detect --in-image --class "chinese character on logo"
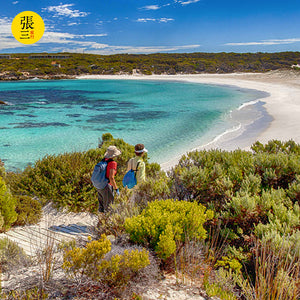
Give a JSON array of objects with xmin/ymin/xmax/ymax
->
[
  {"xmin": 12, "ymin": 11, "xmax": 44, "ymax": 44},
  {"xmin": 20, "ymin": 16, "xmax": 34, "ymax": 30}
]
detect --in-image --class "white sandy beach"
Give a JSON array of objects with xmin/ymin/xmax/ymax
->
[{"xmin": 77, "ymin": 71, "xmax": 300, "ymax": 169}]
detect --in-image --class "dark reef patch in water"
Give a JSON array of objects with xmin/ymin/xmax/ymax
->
[
  {"xmin": 87, "ymin": 110, "xmax": 168, "ymax": 124},
  {"xmin": 66, "ymin": 114, "xmax": 82, "ymax": 118},
  {"xmin": 9, "ymin": 122, "xmax": 70, "ymax": 128},
  {"xmin": 0, "ymin": 111, "xmax": 15, "ymax": 115},
  {"xmin": 0, "ymin": 89, "xmax": 123, "ymax": 107},
  {"xmin": 16, "ymin": 114, "xmax": 37, "ymax": 118}
]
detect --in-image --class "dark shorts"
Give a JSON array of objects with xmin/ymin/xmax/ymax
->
[{"xmin": 97, "ymin": 184, "xmax": 114, "ymax": 212}]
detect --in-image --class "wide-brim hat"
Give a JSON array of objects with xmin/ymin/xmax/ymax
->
[
  {"xmin": 135, "ymin": 147, "xmax": 148, "ymax": 154},
  {"xmin": 104, "ymin": 145, "xmax": 122, "ymax": 159}
]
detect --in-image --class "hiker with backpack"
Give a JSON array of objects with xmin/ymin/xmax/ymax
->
[
  {"xmin": 91, "ymin": 145, "xmax": 121, "ymax": 213},
  {"xmin": 123, "ymin": 144, "xmax": 147, "ymax": 188}
]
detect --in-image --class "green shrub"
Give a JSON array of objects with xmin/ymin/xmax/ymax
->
[
  {"xmin": 125, "ymin": 199, "xmax": 214, "ymax": 259},
  {"xmin": 97, "ymin": 248, "xmax": 150, "ymax": 287},
  {"xmin": 215, "ymin": 256, "xmax": 242, "ymax": 272},
  {"xmin": 170, "ymin": 149, "xmax": 254, "ymax": 209},
  {"xmin": 13, "ymin": 195, "xmax": 42, "ymax": 226},
  {"xmin": 0, "ymin": 159, "xmax": 5, "ymax": 178},
  {"xmin": 170, "ymin": 141, "xmax": 300, "ymax": 209},
  {"xmin": 254, "ymin": 152, "xmax": 300, "ymax": 189},
  {"xmin": 251, "ymin": 139, "xmax": 300, "ymax": 155},
  {"xmin": 204, "ymin": 281, "xmax": 237, "ymax": 300},
  {"xmin": 1, "ymin": 287, "xmax": 48, "ymax": 299},
  {"xmin": 62, "ymin": 234, "xmax": 150, "ymax": 287},
  {"xmin": 7, "ymin": 150, "xmax": 100, "ymax": 211},
  {"xmin": 133, "ymin": 175, "xmax": 172, "ymax": 209},
  {"xmin": 287, "ymin": 174, "xmax": 300, "ymax": 203},
  {"xmin": 0, "ymin": 237, "xmax": 29, "ymax": 272},
  {"xmin": 0, "ymin": 177, "xmax": 17, "ymax": 231},
  {"xmin": 206, "ymin": 268, "xmax": 239, "ymax": 300},
  {"xmin": 239, "ymin": 173, "xmax": 261, "ymax": 196},
  {"xmin": 96, "ymin": 188, "xmax": 140, "ymax": 237}
]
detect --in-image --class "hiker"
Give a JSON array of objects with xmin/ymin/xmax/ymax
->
[
  {"xmin": 126, "ymin": 144, "xmax": 147, "ymax": 185},
  {"xmin": 95, "ymin": 145, "xmax": 121, "ymax": 213}
]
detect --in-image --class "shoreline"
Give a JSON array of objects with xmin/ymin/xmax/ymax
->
[{"xmin": 77, "ymin": 71, "xmax": 300, "ymax": 170}]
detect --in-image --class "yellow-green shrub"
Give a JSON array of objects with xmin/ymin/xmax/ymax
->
[
  {"xmin": 62, "ymin": 234, "xmax": 150, "ymax": 287},
  {"xmin": 125, "ymin": 199, "xmax": 214, "ymax": 259},
  {"xmin": 97, "ymin": 248, "xmax": 150, "ymax": 287},
  {"xmin": 215, "ymin": 256, "xmax": 242, "ymax": 272},
  {"xmin": 0, "ymin": 177, "xmax": 17, "ymax": 232}
]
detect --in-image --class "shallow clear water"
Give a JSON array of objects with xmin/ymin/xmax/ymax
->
[{"xmin": 0, "ymin": 79, "xmax": 264, "ymax": 170}]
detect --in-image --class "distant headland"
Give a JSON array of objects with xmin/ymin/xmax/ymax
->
[{"xmin": 0, "ymin": 52, "xmax": 299, "ymax": 81}]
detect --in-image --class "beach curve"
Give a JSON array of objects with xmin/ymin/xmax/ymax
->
[{"xmin": 77, "ymin": 71, "xmax": 300, "ymax": 170}]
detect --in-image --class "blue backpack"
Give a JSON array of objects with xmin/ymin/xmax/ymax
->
[
  {"xmin": 91, "ymin": 159, "xmax": 111, "ymax": 189},
  {"xmin": 122, "ymin": 162, "xmax": 140, "ymax": 189}
]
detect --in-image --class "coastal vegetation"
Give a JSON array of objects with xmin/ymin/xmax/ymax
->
[
  {"xmin": 1, "ymin": 136, "xmax": 300, "ymax": 298},
  {"xmin": 0, "ymin": 51, "xmax": 300, "ymax": 80}
]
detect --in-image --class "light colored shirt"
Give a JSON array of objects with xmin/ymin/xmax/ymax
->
[{"xmin": 126, "ymin": 156, "xmax": 146, "ymax": 184}]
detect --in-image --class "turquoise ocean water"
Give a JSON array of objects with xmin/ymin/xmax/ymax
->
[{"xmin": 0, "ymin": 79, "xmax": 267, "ymax": 171}]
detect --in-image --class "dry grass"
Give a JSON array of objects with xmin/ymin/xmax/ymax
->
[{"xmin": 238, "ymin": 236, "xmax": 300, "ymax": 300}]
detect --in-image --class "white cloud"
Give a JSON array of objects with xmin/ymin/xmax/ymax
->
[
  {"xmin": 136, "ymin": 18, "xmax": 174, "ymax": 23},
  {"xmin": 42, "ymin": 4, "xmax": 89, "ymax": 18},
  {"xmin": 0, "ymin": 18, "xmax": 27, "ymax": 50},
  {"xmin": 81, "ymin": 34, "xmax": 107, "ymax": 37},
  {"xmin": 225, "ymin": 38, "xmax": 300, "ymax": 46},
  {"xmin": 0, "ymin": 37, "xmax": 27, "ymax": 51},
  {"xmin": 140, "ymin": 5, "xmax": 161, "ymax": 10},
  {"xmin": 0, "ymin": 17, "xmax": 13, "ymax": 34},
  {"xmin": 159, "ymin": 18, "xmax": 174, "ymax": 23},
  {"xmin": 0, "ymin": 27, "xmax": 107, "ymax": 51},
  {"xmin": 175, "ymin": 0, "xmax": 201, "ymax": 5},
  {"xmin": 12, "ymin": 1, "xmax": 19, "ymax": 4},
  {"xmin": 136, "ymin": 18, "xmax": 156, "ymax": 23},
  {"xmin": 67, "ymin": 22, "xmax": 79, "ymax": 26},
  {"xmin": 140, "ymin": 3, "xmax": 173, "ymax": 10},
  {"xmin": 88, "ymin": 44, "xmax": 201, "ymax": 54},
  {"xmin": 39, "ymin": 31, "xmax": 107, "ymax": 45}
]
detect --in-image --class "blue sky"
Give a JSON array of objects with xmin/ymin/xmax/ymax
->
[{"xmin": 1, "ymin": 0, "xmax": 300, "ymax": 54}]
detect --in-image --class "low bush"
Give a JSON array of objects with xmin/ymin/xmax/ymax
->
[
  {"xmin": 125, "ymin": 199, "xmax": 214, "ymax": 259},
  {"xmin": 0, "ymin": 159, "xmax": 5, "ymax": 178},
  {"xmin": 62, "ymin": 234, "xmax": 150, "ymax": 288},
  {"xmin": 0, "ymin": 176, "xmax": 17, "ymax": 232},
  {"xmin": 169, "ymin": 149, "xmax": 254, "ymax": 209},
  {"xmin": 13, "ymin": 195, "xmax": 42, "ymax": 226},
  {"xmin": 0, "ymin": 237, "xmax": 30, "ymax": 272},
  {"xmin": 132, "ymin": 174, "xmax": 172, "ymax": 209},
  {"xmin": 1, "ymin": 287, "xmax": 48, "ymax": 300},
  {"xmin": 96, "ymin": 188, "xmax": 140, "ymax": 237}
]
